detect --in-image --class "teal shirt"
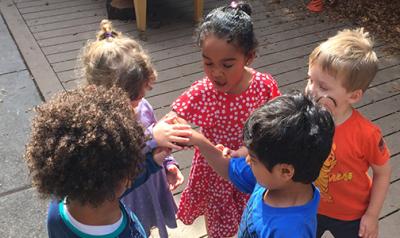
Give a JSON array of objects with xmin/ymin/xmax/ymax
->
[{"xmin": 47, "ymin": 200, "xmax": 146, "ymax": 238}]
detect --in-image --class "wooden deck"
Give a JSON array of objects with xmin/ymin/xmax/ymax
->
[{"xmin": 1, "ymin": 0, "xmax": 399, "ymax": 237}]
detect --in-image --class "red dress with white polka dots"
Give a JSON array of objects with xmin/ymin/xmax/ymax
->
[{"xmin": 172, "ymin": 70, "xmax": 280, "ymax": 237}]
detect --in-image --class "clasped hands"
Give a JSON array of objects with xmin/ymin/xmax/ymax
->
[{"xmin": 151, "ymin": 114, "xmax": 192, "ymax": 191}]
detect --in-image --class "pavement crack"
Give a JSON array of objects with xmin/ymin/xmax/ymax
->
[{"xmin": 0, "ymin": 184, "xmax": 32, "ymax": 198}]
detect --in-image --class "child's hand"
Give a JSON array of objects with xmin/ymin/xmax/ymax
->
[
  {"xmin": 152, "ymin": 147, "xmax": 172, "ymax": 166},
  {"xmin": 359, "ymin": 213, "xmax": 378, "ymax": 238},
  {"xmin": 215, "ymin": 145, "xmax": 248, "ymax": 158},
  {"xmin": 166, "ymin": 165, "xmax": 184, "ymax": 191},
  {"xmin": 181, "ymin": 129, "xmax": 204, "ymax": 147},
  {"xmin": 153, "ymin": 117, "xmax": 192, "ymax": 150},
  {"xmin": 215, "ymin": 144, "xmax": 231, "ymax": 158},
  {"xmin": 163, "ymin": 112, "xmax": 187, "ymax": 124}
]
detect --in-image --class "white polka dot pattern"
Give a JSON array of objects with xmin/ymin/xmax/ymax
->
[{"xmin": 171, "ymin": 70, "xmax": 280, "ymax": 237}]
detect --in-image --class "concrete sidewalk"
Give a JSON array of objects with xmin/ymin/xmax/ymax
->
[{"xmin": 0, "ymin": 14, "xmax": 47, "ymax": 237}]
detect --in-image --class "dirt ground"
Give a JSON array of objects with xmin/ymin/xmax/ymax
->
[
  {"xmin": 275, "ymin": 0, "xmax": 400, "ymax": 54},
  {"xmin": 325, "ymin": 0, "xmax": 400, "ymax": 54}
]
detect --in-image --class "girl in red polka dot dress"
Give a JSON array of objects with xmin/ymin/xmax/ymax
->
[{"xmin": 168, "ymin": 2, "xmax": 280, "ymax": 237}]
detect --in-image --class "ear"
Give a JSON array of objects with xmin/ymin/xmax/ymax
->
[
  {"xmin": 348, "ymin": 89, "xmax": 363, "ymax": 104},
  {"xmin": 245, "ymin": 50, "xmax": 256, "ymax": 66},
  {"xmin": 279, "ymin": 164, "xmax": 295, "ymax": 181}
]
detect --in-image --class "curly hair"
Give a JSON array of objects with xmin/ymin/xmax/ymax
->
[
  {"xmin": 24, "ymin": 86, "xmax": 145, "ymax": 206},
  {"xmin": 79, "ymin": 19, "xmax": 157, "ymax": 101},
  {"xmin": 196, "ymin": 1, "xmax": 258, "ymax": 55}
]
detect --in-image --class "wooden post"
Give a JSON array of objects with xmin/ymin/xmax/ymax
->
[
  {"xmin": 133, "ymin": 0, "xmax": 147, "ymax": 31},
  {"xmin": 194, "ymin": 0, "xmax": 204, "ymax": 22}
]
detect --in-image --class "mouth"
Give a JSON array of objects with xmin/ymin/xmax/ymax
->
[
  {"xmin": 316, "ymin": 95, "xmax": 337, "ymax": 107},
  {"xmin": 212, "ymin": 80, "xmax": 227, "ymax": 87}
]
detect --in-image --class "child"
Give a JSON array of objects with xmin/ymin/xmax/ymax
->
[
  {"xmin": 305, "ymin": 28, "xmax": 392, "ymax": 238},
  {"xmin": 184, "ymin": 91, "xmax": 335, "ymax": 237},
  {"xmin": 167, "ymin": 2, "xmax": 280, "ymax": 236},
  {"xmin": 80, "ymin": 20, "xmax": 191, "ymax": 237},
  {"xmin": 24, "ymin": 86, "xmax": 168, "ymax": 237}
]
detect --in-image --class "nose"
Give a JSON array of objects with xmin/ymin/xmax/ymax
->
[
  {"xmin": 211, "ymin": 68, "xmax": 223, "ymax": 79},
  {"xmin": 305, "ymin": 81, "xmax": 319, "ymax": 99}
]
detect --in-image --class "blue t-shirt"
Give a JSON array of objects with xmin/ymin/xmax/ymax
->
[
  {"xmin": 47, "ymin": 200, "xmax": 146, "ymax": 238},
  {"xmin": 229, "ymin": 158, "xmax": 320, "ymax": 238}
]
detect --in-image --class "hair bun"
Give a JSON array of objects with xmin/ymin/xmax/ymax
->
[
  {"xmin": 100, "ymin": 19, "xmax": 113, "ymax": 34},
  {"xmin": 97, "ymin": 19, "xmax": 121, "ymax": 41},
  {"xmin": 236, "ymin": 2, "xmax": 252, "ymax": 16}
]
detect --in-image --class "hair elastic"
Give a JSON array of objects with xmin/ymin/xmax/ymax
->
[
  {"xmin": 104, "ymin": 32, "xmax": 113, "ymax": 38},
  {"xmin": 230, "ymin": 1, "xmax": 238, "ymax": 8}
]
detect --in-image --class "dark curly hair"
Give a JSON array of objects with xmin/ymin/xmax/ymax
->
[
  {"xmin": 24, "ymin": 86, "xmax": 145, "ymax": 206},
  {"xmin": 196, "ymin": 1, "xmax": 258, "ymax": 55},
  {"xmin": 243, "ymin": 91, "xmax": 335, "ymax": 183}
]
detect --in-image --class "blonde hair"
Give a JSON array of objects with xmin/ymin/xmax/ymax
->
[
  {"xmin": 80, "ymin": 19, "xmax": 156, "ymax": 100},
  {"xmin": 309, "ymin": 28, "xmax": 378, "ymax": 92}
]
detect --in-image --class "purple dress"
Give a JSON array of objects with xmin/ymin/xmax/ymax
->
[{"xmin": 121, "ymin": 98, "xmax": 178, "ymax": 238}]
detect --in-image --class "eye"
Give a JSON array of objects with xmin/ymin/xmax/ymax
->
[
  {"xmin": 223, "ymin": 64, "xmax": 233, "ymax": 68},
  {"xmin": 204, "ymin": 62, "xmax": 213, "ymax": 66},
  {"xmin": 320, "ymin": 84, "xmax": 329, "ymax": 91}
]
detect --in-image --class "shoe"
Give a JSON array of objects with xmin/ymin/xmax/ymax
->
[
  {"xmin": 307, "ymin": 0, "xmax": 323, "ymax": 12},
  {"xmin": 106, "ymin": 0, "xmax": 135, "ymax": 20}
]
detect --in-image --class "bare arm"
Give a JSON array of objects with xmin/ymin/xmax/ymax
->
[
  {"xmin": 190, "ymin": 130, "xmax": 230, "ymax": 180},
  {"xmin": 359, "ymin": 161, "xmax": 391, "ymax": 238},
  {"xmin": 162, "ymin": 110, "xmax": 189, "ymax": 124}
]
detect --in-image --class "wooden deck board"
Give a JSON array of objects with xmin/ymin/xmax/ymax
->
[
  {"xmin": 30, "ymin": 15, "xmax": 108, "ymax": 34},
  {"xmin": 52, "ymin": 22, "xmax": 345, "ymax": 74},
  {"xmin": 26, "ymin": 8, "xmax": 106, "ymax": 26},
  {"xmin": 43, "ymin": 7, "xmax": 317, "ymax": 62},
  {"xmin": 22, "ymin": 2, "xmax": 105, "ymax": 20},
  {"xmin": 381, "ymin": 180, "xmax": 400, "ymax": 217},
  {"xmin": 5, "ymin": 0, "xmax": 400, "ymax": 236},
  {"xmin": 16, "ymin": 0, "xmax": 75, "ymax": 9},
  {"xmin": 19, "ymin": 0, "xmax": 99, "ymax": 14},
  {"xmin": 380, "ymin": 209, "xmax": 400, "ymax": 238}
]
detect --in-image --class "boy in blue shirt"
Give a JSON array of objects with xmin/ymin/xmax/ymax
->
[
  {"xmin": 185, "ymin": 92, "xmax": 335, "ymax": 237},
  {"xmin": 24, "ymin": 86, "xmax": 170, "ymax": 238}
]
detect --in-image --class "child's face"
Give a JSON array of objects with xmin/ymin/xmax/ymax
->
[
  {"xmin": 305, "ymin": 64, "xmax": 358, "ymax": 117},
  {"xmin": 201, "ymin": 34, "xmax": 253, "ymax": 94},
  {"xmin": 246, "ymin": 153, "xmax": 285, "ymax": 189}
]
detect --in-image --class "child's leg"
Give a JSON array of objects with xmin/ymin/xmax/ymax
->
[
  {"xmin": 204, "ymin": 215, "xmax": 210, "ymax": 234},
  {"xmin": 317, "ymin": 214, "xmax": 329, "ymax": 237},
  {"xmin": 317, "ymin": 214, "xmax": 361, "ymax": 238}
]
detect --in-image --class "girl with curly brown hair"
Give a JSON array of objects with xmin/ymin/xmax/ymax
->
[
  {"xmin": 79, "ymin": 19, "xmax": 192, "ymax": 238},
  {"xmin": 25, "ymin": 86, "xmax": 168, "ymax": 238}
]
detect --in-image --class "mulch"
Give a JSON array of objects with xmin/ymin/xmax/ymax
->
[
  {"xmin": 272, "ymin": 0, "xmax": 400, "ymax": 54},
  {"xmin": 324, "ymin": 0, "xmax": 400, "ymax": 54}
]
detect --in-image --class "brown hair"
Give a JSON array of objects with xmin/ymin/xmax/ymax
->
[
  {"xmin": 80, "ymin": 19, "xmax": 156, "ymax": 100},
  {"xmin": 24, "ymin": 86, "xmax": 145, "ymax": 206},
  {"xmin": 309, "ymin": 28, "xmax": 378, "ymax": 92}
]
